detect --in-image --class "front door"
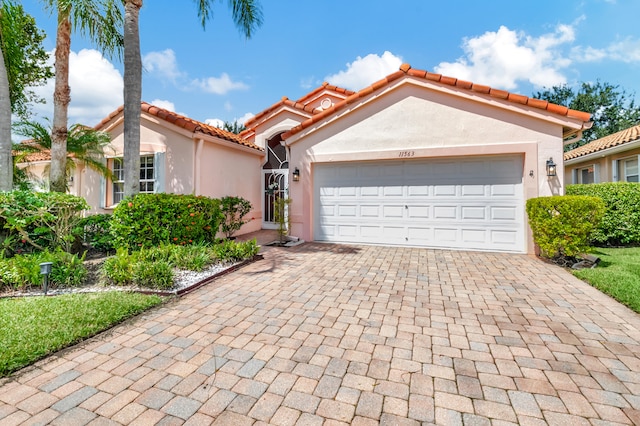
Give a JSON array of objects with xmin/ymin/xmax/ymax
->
[
  {"xmin": 262, "ymin": 170, "xmax": 288, "ymax": 229},
  {"xmin": 262, "ymin": 132, "xmax": 289, "ymax": 229}
]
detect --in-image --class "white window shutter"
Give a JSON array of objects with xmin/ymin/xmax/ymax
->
[
  {"xmin": 612, "ymin": 160, "xmax": 619, "ymax": 182},
  {"xmin": 593, "ymin": 164, "xmax": 600, "ymax": 183},
  {"xmin": 99, "ymin": 175, "xmax": 106, "ymax": 209},
  {"xmin": 154, "ymin": 152, "xmax": 165, "ymax": 193}
]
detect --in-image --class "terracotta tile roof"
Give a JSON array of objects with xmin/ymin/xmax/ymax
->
[
  {"xmin": 564, "ymin": 124, "xmax": 640, "ymax": 161},
  {"xmin": 282, "ymin": 63, "xmax": 591, "ymax": 140},
  {"xmin": 243, "ymin": 82, "xmax": 355, "ymax": 129},
  {"xmin": 96, "ymin": 102, "xmax": 262, "ymax": 151},
  {"xmin": 13, "ymin": 141, "xmax": 51, "ymax": 162}
]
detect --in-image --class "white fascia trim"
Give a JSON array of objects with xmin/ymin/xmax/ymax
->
[
  {"xmin": 197, "ymin": 134, "xmax": 265, "ymax": 156},
  {"xmin": 565, "ymin": 139, "xmax": 640, "ymax": 165}
]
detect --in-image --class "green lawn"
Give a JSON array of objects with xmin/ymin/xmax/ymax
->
[
  {"xmin": 573, "ymin": 247, "xmax": 640, "ymax": 313},
  {"xmin": 0, "ymin": 292, "xmax": 164, "ymax": 377}
]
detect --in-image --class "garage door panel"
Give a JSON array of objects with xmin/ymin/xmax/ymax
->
[
  {"xmin": 461, "ymin": 206, "xmax": 486, "ymax": 220},
  {"xmin": 314, "ymin": 156, "xmax": 525, "ymax": 252},
  {"xmin": 383, "ymin": 205, "xmax": 404, "ymax": 218}
]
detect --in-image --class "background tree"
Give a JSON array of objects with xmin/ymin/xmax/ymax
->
[
  {"xmin": 222, "ymin": 120, "xmax": 246, "ymax": 134},
  {"xmin": 14, "ymin": 120, "xmax": 114, "ymax": 191},
  {"xmin": 39, "ymin": 0, "xmax": 122, "ymax": 193},
  {"xmin": 122, "ymin": 0, "xmax": 263, "ymax": 197},
  {"xmin": 0, "ymin": 1, "xmax": 52, "ymax": 191},
  {"xmin": 534, "ymin": 81, "xmax": 640, "ymax": 151}
]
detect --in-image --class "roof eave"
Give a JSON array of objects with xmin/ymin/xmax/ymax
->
[{"xmin": 564, "ymin": 138, "xmax": 640, "ymax": 165}]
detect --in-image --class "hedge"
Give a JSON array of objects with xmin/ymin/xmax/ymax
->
[
  {"xmin": 566, "ymin": 182, "xmax": 640, "ymax": 246},
  {"xmin": 110, "ymin": 193, "xmax": 223, "ymax": 250},
  {"xmin": 526, "ymin": 195, "xmax": 605, "ymax": 258}
]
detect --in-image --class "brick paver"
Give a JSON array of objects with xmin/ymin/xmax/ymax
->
[{"xmin": 2, "ymin": 240, "xmax": 640, "ymax": 424}]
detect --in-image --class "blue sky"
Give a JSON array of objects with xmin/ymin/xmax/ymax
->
[{"xmin": 19, "ymin": 0, "xmax": 640, "ymax": 129}]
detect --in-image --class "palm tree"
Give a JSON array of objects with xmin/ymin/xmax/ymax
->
[
  {"xmin": 14, "ymin": 119, "xmax": 114, "ymax": 191},
  {"xmin": 39, "ymin": 0, "xmax": 122, "ymax": 193},
  {"xmin": 0, "ymin": 33, "xmax": 10, "ymax": 192},
  {"xmin": 122, "ymin": 0, "xmax": 263, "ymax": 197}
]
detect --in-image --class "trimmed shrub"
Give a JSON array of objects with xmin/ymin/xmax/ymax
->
[
  {"xmin": 0, "ymin": 191, "xmax": 88, "ymax": 256},
  {"xmin": 110, "ymin": 193, "xmax": 223, "ymax": 250},
  {"xmin": 74, "ymin": 214, "xmax": 114, "ymax": 253},
  {"xmin": 567, "ymin": 182, "xmax": 640, "ymax": 246},
  {"xmin": 526, "ymin": 195, "xmax": 605, "ymax": 258},
  {"xmin": 220, "ymin": 196, "xmax": 253, "ymax": 239},
  {"xmin": 0, "ymin": 249, "xmax": 87, "ymax": 292}
]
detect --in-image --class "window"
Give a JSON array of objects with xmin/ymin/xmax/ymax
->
[
  {"xmin": 577, "ymin": 166, "xmax": 594, "ymax": 184},
  {"xmin": 139, "ymin": 155, "xmax": 155, "ymax": 192},
  {"xmin": 110, "ymin": 155, "xmax": 155, "ymax": 205},
  {"xmin": 112, "ymin": 158, "xmax": 124, "ymax": 204},
  {"xmin": 622, "ymin": 157, "xmax": 639, "ymax": 182}
]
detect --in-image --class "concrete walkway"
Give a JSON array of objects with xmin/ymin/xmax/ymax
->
[{"xmin": 2, "ymin": 242, "xmax": 640, "ymax": 425}]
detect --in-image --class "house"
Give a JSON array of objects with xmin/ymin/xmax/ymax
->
[
  {"xmin": 20, "ymin": 102, "xmax": 266, "ymax": 235},
  {"xmin": 244, "ymin": 63, "xmax": 591, "ymax": 254},
  {"xmin": 564, "ymin": 124, "xmax": 640, "ymax": 184},
  {"xmin": 22, "ymin": 63, "xmax": 592, "ymax": 254}
]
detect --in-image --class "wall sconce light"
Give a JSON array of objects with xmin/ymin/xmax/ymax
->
[
  {"xmin": 292, "ymin": 167, "xmax": 300, "ymax": 182},
  {"xmin": 546, "ymin": 157, "xmax": 557, "ymax": 177},
  {"xmin": 40, "ymin": 262, "xmax": 53, "ymax": 295}
]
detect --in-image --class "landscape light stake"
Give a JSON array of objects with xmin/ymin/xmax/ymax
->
[{"xmin": 40, "ymin": 262, "xmax": 53, "ymax": 295}]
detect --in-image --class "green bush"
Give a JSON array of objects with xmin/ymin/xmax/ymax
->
[
  {"xmin": 567, "ymin": 182, "xmax": 640, "ymax": 246},
  {"xmin": 212, "ymin": 239, "xmax": 259, "ymax": 263},
  {"xmin": 74, "ymin": 214, "xmax": 114, "ymax": 253},
  {"xmin": 110, "ymin": 193, "xmax": 223, "ymax": 250},
  {"xmin": 0, "ymin": 191, "xmax": 88, "ymax": 256},
  {"xmin": 0, "ymin": 249, "xmax": 87, "ymax": 291},
  {"xmin": 220, "ymin": 196, "xmax": 253, "ymax": 239},
  {"xmin": 101, "ymin": 248, "xmax": 135, "ymax": 285},
  {"xmin": 526, "ymin": 195, "xmax": 605, "ymax": 258},
  {"xmin": 133, "ymin": 260, "xmax": 174, "ymax": 290}
]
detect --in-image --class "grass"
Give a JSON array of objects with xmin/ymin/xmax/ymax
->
[
  {"xmin": 0, "ymin": 292, "xmax": 164, "ymax": 377},
  {"xmin": 573, "ymin": 247, "xmax": 640, "ymax": 313}
]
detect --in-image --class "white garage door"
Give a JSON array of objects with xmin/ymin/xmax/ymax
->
[{"xmin": 314, "ymin": 155, "xmax": 525, "ymax": 252}]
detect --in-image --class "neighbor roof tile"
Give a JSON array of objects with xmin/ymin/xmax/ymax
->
[{"xmin": 564, "ymin": 124, "xmax": 640, "ymax": 160}]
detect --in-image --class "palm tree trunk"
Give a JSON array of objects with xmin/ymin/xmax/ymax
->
[
  {"xmin": 50, "ymin": 7, "xmax": 71, "ymax": 193},
  {"xmin": 0, "ymin": 43, "xmax": 12, "ymax": 192},
  {"xmin": 123, "ymin": 0, "xmax": 142, "ymax": 198}
]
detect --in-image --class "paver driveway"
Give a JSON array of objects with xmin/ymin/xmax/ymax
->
[{"xmin": 2, "ymin": 243, "xmax": 640, "ymax": 425}]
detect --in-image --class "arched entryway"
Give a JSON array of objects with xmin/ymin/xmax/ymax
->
[{"xmin": 262, "ymin": 133, "xmax": 288, "ymax": 229}]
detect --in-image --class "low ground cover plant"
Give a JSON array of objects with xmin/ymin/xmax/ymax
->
[
  {"xmin": 101, "ymin": 239, "xmax": 259, "ymax": 290},
  {"xmin": 526, "ymin": 195, "xmax": 605, "ymax": 260},
  {"xmin": 567, "ymin": 182, "xmax": 640, "ymax": 246},
  {"xmin": 0, "ymin": 249, "xmax": 86, "ymax": 292}
]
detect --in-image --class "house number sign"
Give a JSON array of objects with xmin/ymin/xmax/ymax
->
[{"xmin": 398, "ymin": 151, "xmax": 415, "ymax": 158}]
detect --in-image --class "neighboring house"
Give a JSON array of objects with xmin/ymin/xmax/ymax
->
[
  {"xmin": 244, "ymin": 63, "xmax": 591, "ymax": 254},
  {"xmin": 20, "ymin": 102, "xmax": 265, "ymax": 235},
  {"xmin": 564, "ymin": 124, "xmax": 640, "ymax": 184}
]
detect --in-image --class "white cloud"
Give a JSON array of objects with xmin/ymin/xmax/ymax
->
[
  {"xmin": 205, "ymin": 118, "xmax": 225, "ymax": 128},
  {"xmin": 205, "ymin": 112, "xmax": 253, "ymax": 128},
  {"xmin": 142, "ymin": 49, "xmax": 184, "ymax": 82},
  {"xmin": 192, "ymin": 73, "xmax": 249, "ymax": 95},
  {"xmin": 435, "ymin": 25, "xmax": 574, "ymax": 90},
  {"xmin": 236, "ymin": 112, "xmax": 254, "ymax": 125},
  {"xmin": 149, "ymin": 99, "xmax": 175, "ymax": 111},
  {"xmin": 324, "ymin": 51, "xmax": 403, "ymax": 90},
  {"xmin": 31, "ymin": 49, "xmax": 123, "ymax": 127}
]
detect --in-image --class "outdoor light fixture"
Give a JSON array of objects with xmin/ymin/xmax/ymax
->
[
  {"xmin": 40, "ymin": 262, "xmax": 53, "ymax": 295},
  {"xmin": 546, "ymin": 157, "xmax": 557, "ymax": 177},
  {"xmin": 292, "ymin": 167, "xmax": 300, "ymax": 182}
]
